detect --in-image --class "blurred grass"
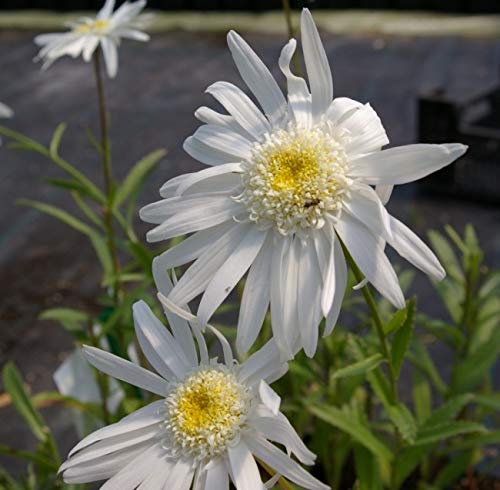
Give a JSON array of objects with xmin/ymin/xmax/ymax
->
[{"xmin": 0, "ymin": 10, "xmax": 499, "ymax": 38}]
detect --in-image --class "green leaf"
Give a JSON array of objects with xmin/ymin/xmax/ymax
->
[
  {"xmin": 433, "ymin": 450, "xmax": 474, "ymax": 488},
  {"xmin": 18, "ymin": 199, "xmax": 95, "ymax": 236},
  {"xmin": 417, "ymin": 315, "xmax": 465, "ymax": 349},
  {"xmin": 408, "ymin": 339, "xmax": 447, "ymax": 394},
  {"xmin": 89, "ymin": 232, "xmax": 113, "ymax": 279},
  {"xmin": 49, "ymin": 122, "xmax": 66, "ymax": 158},
  {"xmin": 353, "ymin": 444, "xmax": 383, "ymax": 490},
  {"xmin": 333, "ymin": 354, "xmax": 384, "ymax": 379},
  {"xmin": 391, "ymin": 298, "xmax": 415, "ymax": 377},
  {"xmin": 0, "ymin": 445, "xmax": 57, "ymax": 470},
  {"xmin": 0, "ymin": 467, "xmax": 19, "ymax": 490},
  {"xmin": 383, "ymin": 307, "xmax": 407, "ymax": 335},
  {"xmin": 424, "ymin": 394, "xmax": 473, "ymax": 427},
  {"xmin": 308, "ymin": 404, "xmax": 393, "ymax": 462},
  {"xmin": 428, "ymin": 229, "xmax": 463, "ymax": 282},
  {"xmin": 2, "ymin": 362, "xmax": 48, "ymax": 442},
  {"xmin": 71, "ymin": 191, "xmax": 104, "ymax": 229},
  {"xmin": 39, "ymin": 308, "xmax": 89, "ymax": 336},
  {"xmin": 413, "ymin": 421, "xmax": 486, "ymax": 446},
  {"xmin": 44, "ymin": 178, "xmax": 89, "ymax": 195},
  {"xmin": 412, "ymin": 371, "xmax": 431, "ymax": 424},
  {"xmin": 473, "ymin": 393, "xmax": 500, "ymax": 411},
  {"xmin": 113, "ymin": 149, "xmax": 167, "ymax": 210},
  {"xmin": 386, "ymin": 403, "xmax": 417, "ymax": 444},
  {"xmin": 448, "ymin": 430, "xmax": 500, "ymax": 451}
]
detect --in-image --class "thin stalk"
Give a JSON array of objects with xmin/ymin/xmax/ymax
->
[
  {"xmin": 93, "ymin": 49, "xmax": 124, "ymax": 346},
  {"xmin": 257, "ymin": 458, "xmax": 294, "ymax": 490},
  {"xmin": 281, "ymin": 0, "xmax": 302, "ymax": 75}
]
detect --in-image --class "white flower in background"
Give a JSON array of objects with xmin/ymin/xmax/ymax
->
[
  {"xmin": 34, "ymin": 0, "xmax": 152, "ymax": 78},
  {"xmin": 140, "ymin": 8, "xmax": 467, "ymax": 359},
  {"xmin": 59, "ymin": 273, "xmax": 328, "ymax": 490},
  {"xmin": 0, "ymin": 102, "xmax": 13, "ymax": 119}
]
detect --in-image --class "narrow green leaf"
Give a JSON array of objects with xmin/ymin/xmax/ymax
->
[
  {"xmin": 412, "ymin": 372, "xmax": 432, "ymax": 424},
  {"xmin": 44, "ymin": 178, "xmax": 89, "ymax": 195},
  {"xmin": 433, "ymin": 450, "xmax": 473, "ymax": 488},
  {"xmin": 2, "ymin": 362, "xmax": 48, "ymax": 442},
  {"xmin": 89, "ymin": 233, "xmax": 113, "ymax": 279},
  {"xmin": 0, "ymin": 467, "xmax": 19, "ymax": 490},
  {"xmin": 49, "ymin": 122, "xmax": 66, "ymax": 158},
  {"xmin": 386, "ymin": 403, "xmax": 417, "ymax": 444},
  {"xmin": 18, "ymin": 199, "xmax": 95, "ymax": 236},
  {"xmin": 71, "ymin": 191, "xmax": 104, "ymax": 229},
  {"xmin": 414, "ymin": 421, "xmax": 486, "ymax": 446},
  {"xmin": 333, "ymin": 354, "xmax": 384, "ymax": 379},
  {"xmin": 417, "ymin": 315, "xmax": 465, "ymax": 349},
  {"xmin": 391, "ymin": 298, "xmax": 415, "ymax": 377},
  {"xmin": 308, "ymin": 404, "xmax": 393, "ymax": 462},
  {"xmin": 408, "ymin": 340, "xmax": 447, "ymax": 394},
  {"xmin": 383, "ymin": 307, "xmax": 407, "ymax": 335},
  {"xmin": 0, "ymin": 445, "xmax": 57, "ymax": 470},
  {"xmin": 113, "ymin": 149, "xmax": 167, "ymax": 210},
  {"xmin": 448, "ymin": 430, "xmax": 500, "ymax": 451},
  {"xmin": 353, "ymin": 444, "xmax": 383, "ymax": 490},
  {"xmin": 425, "ymin": 394, "xmax": 472, "ymax": 427},
  {"xmin": 428, "ymin": 229, "xmax": 463, "ymax": 282},
  {"xmin": 39, "ymin": 308, "xmax": 89, "ymax": 336}
]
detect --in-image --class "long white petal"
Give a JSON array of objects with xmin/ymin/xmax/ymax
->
[
  {"xmin": 68, "ymin": 400, "xmax": 165, "ymax": 457},
  {"xmin": 101, "ymin": 38, "xmax": 119, "ymax": 78},
  {"xmin": 349, "ymin": 143, "xmax": 468, "ymax": 185},
  {"xmin": 326, "ymin": 97, "xmax": 362, "ymax": 125},
  {"xmin": 175, "ymin": 163, "xmax": 242, "ymax": 196},
  {"xmin": 168, "ymin": 224, "xmax": 248, "ymax": 305},
  {"xmin": 375, "ymin": 184, "xmax": 393, "ymax": 205},
  {"xmin": 301, "ymin": 9, "xmax": 333, "ymax": 120},
  {"xmin": 97, "ymin": 0, "xmax": 116, "ymax": 20},
  {"xmin": 388, "ymin": 216, "xmax": 445, "ymax": 280},
  {"xmin": 198, "ymin": 227, "xmax": 267, "ymax": 326},
  {"xmin": 245, "ymin": 436, "xmax": 329, "ymax": 490},
  {"xmin": 227, "ymin": 442, "xmax": 263, "ymax": 490},
  {"xmin": 297, "ymin": 238, "xmax": 323, "ymax": 357},
  {"xmin": 82, "ymin": 346, "xmax": 167, "ymax": 396},
  {"xmin": 335, "ymin": 212, "xmax": 405, "ymax": 309},
  {"xmin": 314, "ymin": 227, "xmax": 335, "ymax": 315},
  {"xmin": 183, "ymin": 135, "xmax": 241, "ymax": 166},
  {"xmin": 239, "ymin": 340, "xmax": 286, "ymax": 387},
  {"xmin": 0, "ymin": 102, "xmax": 13, "ymax": 119},
  {"xmin": 195, "ymin": 106, "xmax": 252, "ymax": 140},
  {"xmin": 205, "ymin": 458, "xmax": 229, "ymax": 490},
  {"xmin": 279, "ymin": 39, "xmax": 312, "ymax": 128},
  {"xmin": 145, "ymin": 199, "xmax": 243, "ymax": 243},
  {"xmin": 226, "ymin": 30, "xmax": 287, "ymax": 126},
  {"xmin": 162, "ymin": 459, "xmax": 195, "ymax": 490},
  {"xmin": 206, "ymin": 81, "xmax": 271, "ymax": 140},
  {"xmin": 236, "ymin": 234, "xmax": 273, "ymax": 355},
  {"xmin": 133, "ymin": 300, "xmax": 192, "ymax": 379}
]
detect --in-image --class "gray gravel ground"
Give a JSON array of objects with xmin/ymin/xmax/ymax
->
[{"xmin": 0, "ymin": 28, "xmax": 499, "ymax": 477}]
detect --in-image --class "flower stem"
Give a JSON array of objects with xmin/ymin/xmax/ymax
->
[
  {"xmin": 93, "ymin": 49, "xmax": 124, "ymax": 346},
  {"xmin": 341, "ymin": 243, "xmax": 398, "ymax": 403}
]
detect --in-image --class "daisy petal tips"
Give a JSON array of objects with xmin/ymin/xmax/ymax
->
[
  {"xmin": 141, "ymin": 8, "xmax": 467, "ymax": 359},
  {"xmin": 33, "ymin": 0, "xmax": 152, "ymax": 78},
  {"xmin": 59, "ymin": 289, "xmax": 328, "ymax": 490}
]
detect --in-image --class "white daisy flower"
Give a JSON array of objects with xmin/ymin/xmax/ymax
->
[
  {"xmin": 34, "ymin": 0, "xmax": 152, "ymax": 78},
  {"xmin": 59, "ymin": 274, "xmax": 328, "ymax": 490},
  {"xmin": 140, "ymin": 8, "xmax": 467, "ymax": 359}
]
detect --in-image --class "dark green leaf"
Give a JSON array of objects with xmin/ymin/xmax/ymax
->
[
  {"xmin": 391, "ymin": 298, "xmax": 415, "ymax": 377},
  {"xmin": 383, "ymin": 307, "xmax": 407, "ymax": 335},
  {"xmin": 333, "ymin": 354, "xmax": 384, "ymax": 379},
  {"xmin": 49, "ymin": 123, "xmax": 66, "ymax": 158},
  {"xmin": 428, "ymin": 230, "xmax": 463, "ymax": 282},
  {"xmin": 39, "ymin": 308, "xmax": 89, "ymax": 335},
  {"xmin": 412, "ymin": 371, "xmax": 431, "ymax": 424},
  {"xmin": 0, "ymin": 445, "xmax": 57, "ymax": 471},
  {"xmin": 414, "ymin": 421, "xmax": 486, "ymax": 446},
  {"xmin": 386, "ymin": 403, "xmax": 417, "ymax": 444}
]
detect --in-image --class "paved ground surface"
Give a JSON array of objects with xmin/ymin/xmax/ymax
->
[{"xmin": 0, "ymin": 27, "xmax": 499, "ymax": 477}]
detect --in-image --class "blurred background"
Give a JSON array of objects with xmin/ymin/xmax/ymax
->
[{"xmin": 0, "ymin": 0, "xmax": 499, "ymax": 479}]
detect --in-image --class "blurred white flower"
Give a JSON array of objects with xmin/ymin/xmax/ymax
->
[
  {"xmin": 59, "ymin": 273, "xmax": 328, "ymax": 490},
  {"xmin": 141, "ymin": 8, "xmax": 467, "ymax": 359},
  {"xmin": 0, "ymin": 102, "xmax": 13, "ymax": 119},
  {"xmin": 34, "ymin": 0, "xmax": 152, "ymax": 78}
]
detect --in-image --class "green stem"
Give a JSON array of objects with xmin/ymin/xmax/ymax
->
[
  {"xmin": 258, "ymin": 458, "xmax": 294, "ymax": 490},
  {"xmin": 341, "ymin": 244, "xmax": 398, "ymax": 403},
  {"xmin": 93, "ymin": 49, "xmax": 124, "ymax": 346}
]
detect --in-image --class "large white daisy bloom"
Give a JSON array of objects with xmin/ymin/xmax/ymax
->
[
  {"xmin": 140, "ymin": 8, "xmax": 467, "ymax": 359},
  {"xmin": 59, "ymin": 275, "xmax": 328, "ymax": 490},
  {"xmin": 34, "ymin": 0, "xmax": 151, "ymax": 78}
]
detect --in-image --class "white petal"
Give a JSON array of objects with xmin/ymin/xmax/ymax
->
[
  {"xmin": 206, "ymin": 324, "xmax": 234, "ymax": 367},
  {"xmin": 162, "ymin": 458, "xmax": 195, "ymax": 490},
  {"xmin": 195, "ymin": 106, "xmax": 252, "ymax": 140},
  {"xmin": 197, "ymin": 227, "xmax": 267, "ymax": 326},
  {"xmin": 239, "ymin": 340, "xmax": 286, "ymax": 387},
  {"xmin": 68, "ymin": 400, "xmax": 165, "ymax": 457},
  {"xmin": 226, "ymin": 30, "xmax": 287, "ymax": 126},
  {"xmin": 205, "ymin": 458, "xmax": 229, "ymax": 490},
  {"xmin": 343, "ymin": 182, "xmax": 393, "ymax": 241},
  {"xmin": 117, "ymin": 29, "xmax": 150, "ymax": 42},
  {"xmin": 314, "ymin": 227, "xmax": 335, "ymax": 315},
  {"xmin": 151, "ymin": 266, "xmax": 198, "ymax": 366},
  {"xmin": 324, "ymin": 235, "xmax": 347, "ymax": 337},
  {"xmin": 132, "ymin": 301, "xmax": 192, "ymax": 379},
  {"xmin": 159, "ymin": 173, "xmax": 192, "ymax": 198},
  {"xmin": 183, "ymin": 136, "xmax": 242, "ymax": 167},
  {"xmin": 168, "ymin": 224, "xmax": 249, "ymax": 305},
  {"xmin": 297, "ymin": 238, "xmax": 323, "ymax": 357},
  {"xmin": 375, "ymin": 184, "xmax": 393, "ymax": 205},
  {"xmin": 258, "ymin": 380, "xmax": 281, "ymax": 415},
  {"xmin": 98, "ymin": 0, "xmax": 115, "ymax": 20},
  {"xmin": 326, "ymin": 97, "xmax": 362, "ymax": 125},
  {"xmin": 82, "ymin": 35, "xmax": 99, "ymax": 61},
  {"xmin": 245, "ymin": 435, "xmax": 329, "ymax": 490},
  {"xmin": 82, "ymin": 346, "xmax": 167, "ymax": 396},
  {"xmin": 279, "ymin": 39, "xmax": 312, "ymax": 128},
  {"xmin": 335, "ymin": 212, "xmax": 405, "ymax": 309},
  {"xmin": 227, "ymin": 442, "xmax": 262, "ymax": 490},
  {"xmin": 185, "ymin": 125, "xmax": 252, "ymax": 164},
  {"xmin": 349, "ymin": 143, "xmax": 468, "ymax": 185},
  {"xmin": 206, "ymin": 81, "xmax": 270, "ymax": 140},
  {"xmin": 101, "ymin": 38, "xmax": 119, "ymax": 78},
  {"xmin": 300, "ymin": 9, "xmax": 333, "ymax": 119},
  {"xmin": 341, "ymin": 103, "xmax": 389, "ymax": 157},
  {"xmin": 236, "ymin": 234, "xmax": 273, "ymax": 355},
  {"xmin": 174, "ymin": 163, "xmax": 242, "ymax": 196},
  {"xmin": 0, "ymin": 102, "xmax": 13, "ymax": 119},
  {"xmin": 388, "ymin": 216, "xmax": 445, "ymax": 280},
  {"xmin": 145, "ymin": 199, "xmax": 243, "ymax": 243}
]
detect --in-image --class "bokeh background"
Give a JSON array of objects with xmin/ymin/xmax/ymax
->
[{"xmin": 0, "ymin": 0, "xmax": 499, "ymax": 478}]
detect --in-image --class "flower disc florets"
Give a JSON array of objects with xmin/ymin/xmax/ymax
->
[
  {"xmin": 163, "ymin": 367, "xmax": 252, "ymax": 461},
  {"xmin": 238, "ymin": 123, "xmax": 350, "ymax": 235},
  {"xmin": 74, "ymin": 19, "xmax": 111, "ymax": 34}
]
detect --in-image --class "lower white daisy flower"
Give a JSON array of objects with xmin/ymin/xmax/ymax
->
[
  {"xmin": 140, "ymin": 8, "xmax": 467, "ymax": 359},
  {"xmin": 59, "ymin": 275, "xmax": 328, "ymax": 490},
  {"xmin": 34, "ymin": 0, "xmax": 152, "ymax": 78}
]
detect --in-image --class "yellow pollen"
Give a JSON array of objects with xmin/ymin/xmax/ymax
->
[
  {"xmin": 165, "ymin": 369, "xmax": 250, "ymax": 459},
  {"xmin": 75, "ymin": 19, "xmax": 110, "ymax": 34}
]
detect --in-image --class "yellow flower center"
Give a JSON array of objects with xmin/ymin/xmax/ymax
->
[
  {"xmin": 238, "ymin": 124, "xmax": 350, "ymax": 235},
  {"xmin": 164, "ymin": 368, "xmax": 251, "ymax": 460},
  {"xmin": 75, "ymin": 19, "xmax": 111, "ymax": 34}
]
